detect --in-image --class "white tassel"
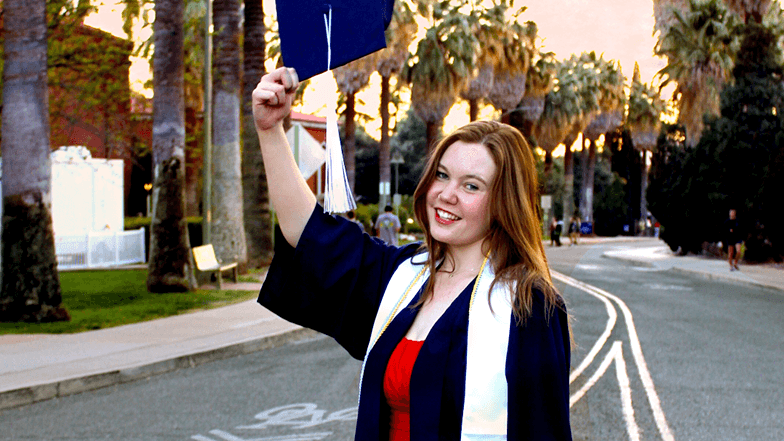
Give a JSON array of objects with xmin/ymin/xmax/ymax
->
[{"xmin": 322, "ymin": 7, "xmax": 356, "ymax": 214}]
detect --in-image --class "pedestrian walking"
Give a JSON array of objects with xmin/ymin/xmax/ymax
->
[
  {"xmin": 251, "ymin": 67, "xmax": 572, "ymax": 441},
  {"xmin": 550, "ymin": 218, "xmax": 562, "ymax": 247},
  {"xmin": 725, "ymin": 209, "xmax": 742, "ymax": 271},
  {"xmin": 375, "ymin": 205, "xmax": 402, "ymax": 246},
  {"xmin": 568, "ymin": 215, "xmax": 580, "ymax": 246}
]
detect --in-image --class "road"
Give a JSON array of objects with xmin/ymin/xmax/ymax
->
[
  {"xmin": 547, "ymin": 240, "xmax": 784, "ymax": 441},
  {"xmin": 2, "ymin": 240, "xmax": 783, "ymax": 440}
]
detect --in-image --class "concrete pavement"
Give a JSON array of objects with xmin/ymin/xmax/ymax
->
[
  {"xmin": 1, "ymin": 237, "xmax": 781, "ymax": 411},
  {"xmin": 600, "ymin": 238, "xmax": 784, "ymax": 293}
]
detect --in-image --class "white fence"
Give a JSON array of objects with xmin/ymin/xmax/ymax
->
[{"xmin": 56, "ymin": 228, "xmax": 146, "ymax": 270}]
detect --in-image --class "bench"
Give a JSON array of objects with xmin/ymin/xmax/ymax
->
[{"xmin": 192, "ymin": 244, "xmax": 238, "ymax": 289}]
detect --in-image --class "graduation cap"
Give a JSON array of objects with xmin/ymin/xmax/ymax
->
[
  {"xmin": 276, "ymin": 0, "xmax": 396, "ymax": 213},
  {"xmin": 277, "ymin": 0, "xmax": 395, "ymax": 81}
]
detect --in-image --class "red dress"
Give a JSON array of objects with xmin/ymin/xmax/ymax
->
[{"xmin": 383, "ymin": 338, "xmax": 425, "ymax": 441}]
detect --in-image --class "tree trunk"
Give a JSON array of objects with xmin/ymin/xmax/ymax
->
[
  {"xmin": 563, "ymin": 142, "xmax": 575, "ymax": 220},
  {"xmin": 344, "ymin": 92, "xmax": 357, "ymax": 193},
  {"xmin": 544, "ymin": 150, "xmax": 553, "ymax": 189},
  {"xmin": 426, "ymin": 121, "xmax": 440, "ymax": 154},
  {"xmin": 581, "ymin": 138, "xmax": 597, "ymax": 225},
  {"xmin": 0, "ymin": 0, "xmax": 67, "ymax": 322},
  {"xmin": 640, "ymin": 149, "xmax": 649, "ymax": 229},
  {"xmin": 241, "ymin": 0, "xmax": 272, "ymax": 268},
  {"xmin": 469, "ymin": 98, "xmax": 479, "ymax": 122},
  {"xmin": 184, "ymin": 106, "xmax": 201, "ymax": 217},
  {"xmin": 211, "ymin": 0, "xmax": 247, "ymax": 270},
  {"xmin": 379, "ymin": 75, "xmax": 392, "ymax": 208},
  {"xmin": 148, "ymin": 0, "xmax": 197, "ymax": 292}
]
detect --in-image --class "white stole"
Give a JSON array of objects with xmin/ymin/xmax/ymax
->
[{"xmin": 360, "ymin": 253, "xmax": 513, "ymax": 440}]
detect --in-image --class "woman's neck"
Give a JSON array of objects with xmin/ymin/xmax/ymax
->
[{"xmin": 442, "ymin": 241, "xmax": 488, "ymax": 276}]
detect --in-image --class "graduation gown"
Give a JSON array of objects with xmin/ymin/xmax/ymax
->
[{"xmin": 258, "ymin": 205, "xmax": 572, "ymax": 440}]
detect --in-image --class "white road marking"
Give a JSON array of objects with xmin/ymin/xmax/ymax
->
[
  {"xmin": 205, "ymin": 430, "xmax": 332, "ymax": 441},
  {"xmin": 554, "ymin": 270, "xmax": 675, "ymax": 441},
  {"xmin": 567, "ymin": 282, "xmax": 617, "ymax": 384},
  {"xmin": 645, "ymin": 284, "xmax": 693, "ymax": 291},
  {"xmin": 569, "ymin": 341, "xmax": 640, "ymax": 441}
]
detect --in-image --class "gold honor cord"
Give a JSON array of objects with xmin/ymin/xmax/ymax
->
[{"xmin": 373, "ymin": 253, "xmax": 491, "ymax": 347}]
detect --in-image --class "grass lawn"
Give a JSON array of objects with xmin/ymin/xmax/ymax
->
[{"xmin": 0, "ymin": 269, "xmax": 259, "ymax": 335}]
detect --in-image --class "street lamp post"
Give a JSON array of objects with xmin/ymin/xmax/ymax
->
[{"xmin": 390, "ymin": 152, "xmax": 404, "ymax": 211}]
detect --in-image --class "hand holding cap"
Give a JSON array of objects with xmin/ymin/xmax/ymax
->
[{"xmin": 252, "ymin": 67, "xmax": 299, "ymax": 131}]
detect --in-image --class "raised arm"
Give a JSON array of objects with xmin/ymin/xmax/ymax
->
[{"xmin": 252, "ymin": 67, "xmax": 317, "ymax": 247}]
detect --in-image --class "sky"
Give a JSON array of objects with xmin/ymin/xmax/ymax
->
[{"xmin": 85, "ymin": 0, "xmax": 667, "ymax": 139}]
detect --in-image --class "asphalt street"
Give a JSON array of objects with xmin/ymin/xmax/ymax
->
[
  {"xmin": 547, "ymin": 241, "xmax": 784, "ymax": 441},
  {"xmin": 2, "ymin": 240, "xmax": 782, "ymax": 441},
  {"xmin": 2, "ymin": 334, "xmax": 362, "ymax": 441}
]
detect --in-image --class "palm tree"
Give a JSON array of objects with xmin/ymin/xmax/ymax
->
[
  {"xmin": 241, "ymin": 0, "xmax": 273, "ymax": 268},
  {"xmin": 654, "ymin": 0, "xmax": 740, "ymax": 146},
  {"xmin": 407, "ymin": 4, "xmax": 477, "ymax": 150},
  {"xmin": 487, "ymin": 17, "xmax": 536, "ymax": 124},
  {"xmin": 147, "ymin": 0, "xmax": 197, "ymax": 292},
  {"xmin": 627, "ymin": 62, "xmax": 666, "ymax": 226},
  {"xmin": 375, "ymin": 2, "xmax": 416, "ymax": 206},
  {"xmin": 459, "ymin": 2, "xmax": 505, "ymax": 122},
  {"xmin": 0, "ymin": 0, "xmax": 67, "ymax": 322},
  {"xmin": 210, "ymin": 0, "xmax": 247, "ymax": 269},
  {"xmin": 517, "ymin": 52, "xmax": 557, "ymax": 138},
  {"xmin": 725, "ymin": 0, "xmax": 773, "ymax": 23},
  {"xmin": 578, "ymin": 53, "xmax": 625, "ymax": 224},
  {"xmin": 334, "ymin": 57, "xmax": 376, "ymax": 193}
]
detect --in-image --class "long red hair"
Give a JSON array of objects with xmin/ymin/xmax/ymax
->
[{"xmin": 413, "ymin": 121, "xmax": 563, "ymax": 321}]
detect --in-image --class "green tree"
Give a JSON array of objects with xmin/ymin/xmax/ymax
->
[
  {"xmin": 147, "ymin": 0, "xmax": 197, "ymax": 292},
  {"xmin": 650, "ymin": 23, "xmax": 784, "ymax": 260},
  {"xmin": 334, "ymin": 58, "xmax": 375, "ymax": 193},
  {"xmin": 375, "ymin": 1, "xmax": 416, "ymax": 205},
  {"xmin": 578, "ymin": 53, "xmax": 625, "ymax": 225},
  {"xmin": 407, "ymin": 1, "xmax": 477, "ymax": 150},
  {"xmin": 210, "ymin": 0, "xmax": 247, "ymax": 268},
  {"xmin": 627, "ymin": 62, "xmax": 667, "ymax": 226},
  {"xmin": 0, "ymin": 0, "xmax": 67, "ymax": 322},
  {"xmin": 486, "ymin": 14, "xmax": 536, "ymax": 124},
  {"xmin": 655, "ymin": 0, "xmax": 740, "ymax": 146}
]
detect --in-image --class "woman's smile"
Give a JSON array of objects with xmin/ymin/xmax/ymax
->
[{"xmin": 426, "ymin": 141, "xmax": 497, "ymax": 250}]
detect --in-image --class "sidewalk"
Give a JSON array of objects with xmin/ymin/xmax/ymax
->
[
  {"xmin": 0, "ymin": 272, "xmax": 317, "ymax": 411},
  {"xmin": 1, "ymin": 238, "xmax": 782, "ymax": 411},
  {"xmin": 601, "ymin": 238, "xmax": 784, "ymax": 293}
]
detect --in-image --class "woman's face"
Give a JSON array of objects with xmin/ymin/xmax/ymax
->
[{"xmin": 426, "ymin": 141, "xmax": 497, "ymax": 251}]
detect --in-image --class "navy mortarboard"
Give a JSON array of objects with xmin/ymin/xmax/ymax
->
[{"xmin": 277, "ymin": 0, "xmax": 396, "ymax": 81}]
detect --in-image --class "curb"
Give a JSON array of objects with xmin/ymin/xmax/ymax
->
[
  {"xmin": 602, "ymin": 252, "xmax": 784, "ymax": 293},
  {"xmin": 669, "ymin": 266, "xmax": 784, "ymax": 293},
  {"xmin": 0, "ymin": 327, "xmax": 319, "ymax": 412}
]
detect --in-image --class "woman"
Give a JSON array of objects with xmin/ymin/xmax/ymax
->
[{"xmin": 252, "ymin": 67, "xmax": 572, "ymax": 440}]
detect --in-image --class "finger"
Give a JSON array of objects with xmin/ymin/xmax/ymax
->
[
  {"xmin": 283, "ymin": 68, "xmax": 299, "ymax": 93},
  {"xmin": 254, "ymin": 88, "xmax": 279, "ymax": 106}
]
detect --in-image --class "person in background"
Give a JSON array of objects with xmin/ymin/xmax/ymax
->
[
  {"xmin": 555, "ymin": 218, "xmax": 564, "ymax": 247},
  {"xmin": 346, "ymin": 210, "xmax": 365, "ymax": 232},
  {"xmin": 251, "ymin": 67, "xmax": 572, "ymax": 440},
  {"xmin": 549, "ymin": 218, "xmax": 558, "ymax": 247},
  {"xmin": 725, "ymin": 209, "xmax": 742, "ymax": 271},
  {"xmin": 568, "ymin": 215, "xmax": 580, "ymax": 246},
  {"xmin": 375, "ymin": 205, "xmax": 402, "ymax": 246}
]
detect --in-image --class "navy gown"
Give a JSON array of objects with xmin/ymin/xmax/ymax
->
[{"xmin": 258, "ymin": 204, "xmax": 572, "ymax": 440}]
